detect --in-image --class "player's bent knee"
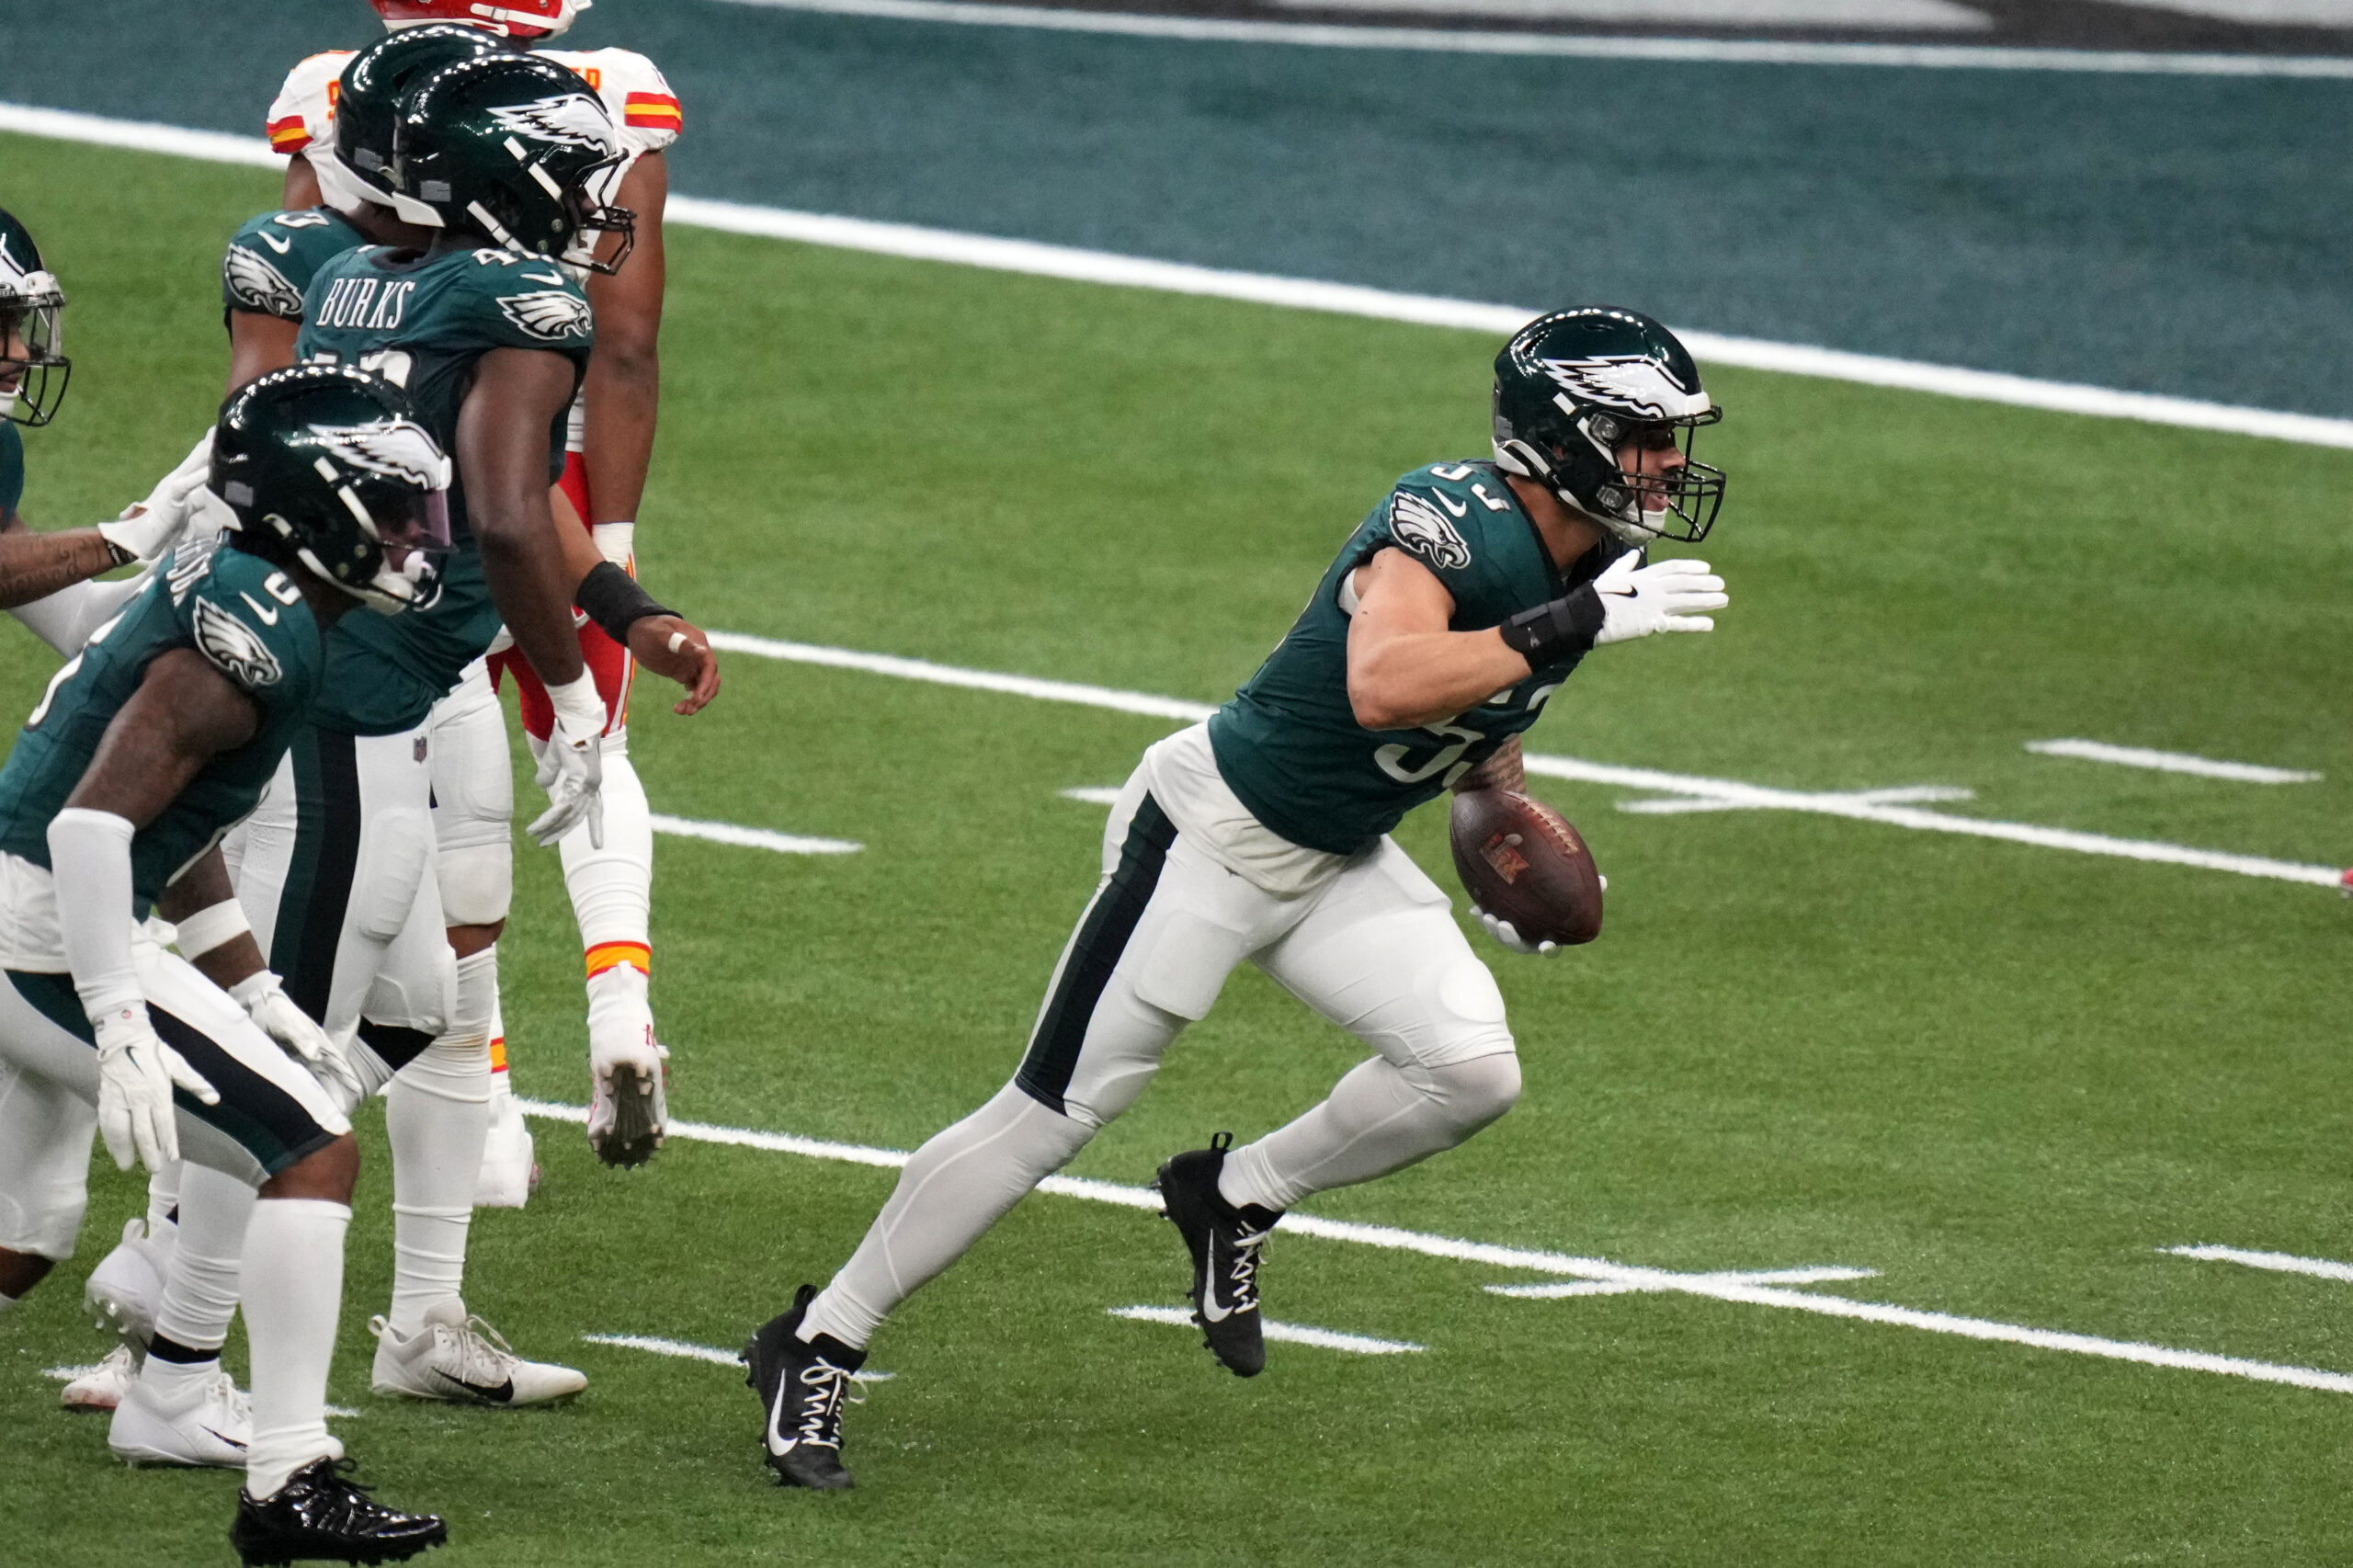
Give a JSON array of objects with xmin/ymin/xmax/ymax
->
[
  {"xmin": 258, "ymin": 1131, "xmax": 359, "ymax": 1204},
  {"xmin": 1427, "ymin": 1051, "xmax": 1522, "ymax": 1131},
  {"xmin": 0, "ymin": 1187, "xmax": 89, "ymax": 1263},
  {"xmin": 436, "ymin": 842, "xmax": 513, "ymax": 928},
  {"xmin": 392, "ymin": 1031, "xmax": 492, "ymax": 1105}
]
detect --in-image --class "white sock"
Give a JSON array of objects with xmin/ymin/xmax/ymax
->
[
  {"xmin": 146, "ymin": 1162, "xmax": 181, "ymax": 1233},
  {"xmin": 386, "ymin": 953, "xmax": 494, "ymax": 1334},
  {"xmin": 241, "ymin": 1198, "xmax": 350, "ymax": 1500},
  {"xmin": 800, "ymin": 1083, "xmax": 1092, "ymax": 1350},
  {"xmin": 563, "ymin": 740, "xmax": 653, "ymax": 977},
  {"xmin": 150, "ymin": 1162, "xmax": 254, "ymax": 1355},
  {"xmin": 137, "ymin": 1351, "xmax": 218, "ymax": 1407},
  {"xmin": 1218, "ymin": 1053, "xmax": 1521, "ymax": 1215}
]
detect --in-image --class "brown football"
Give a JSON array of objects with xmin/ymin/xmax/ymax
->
[{"xmin": 1449, "ymin": 789, "xmax": 1605, "ymax": 947}]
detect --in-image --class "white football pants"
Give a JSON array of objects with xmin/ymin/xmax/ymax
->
[{"xmin": 800, "ymin": 770, "xmax": 1520, "ymax": 1349}]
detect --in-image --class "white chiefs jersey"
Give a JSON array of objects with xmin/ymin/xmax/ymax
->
[{"xmin": 263, "ymin": 44, "xmax": 681, "ymax": 452}]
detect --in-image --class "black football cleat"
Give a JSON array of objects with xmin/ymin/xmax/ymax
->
[
  {"xmin": 1155, "ymin": 1131, "xmax": 1282, "ymax": 1379},
  {"xmin": 230, "ymin": 1456, "xmax": 446, "ymax": 1566},
  {"xmin": 742, "ymin": 1284, "xmax": 865, "ymax": 1491}
]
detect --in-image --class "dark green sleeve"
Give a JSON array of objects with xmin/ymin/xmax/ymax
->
[
  {"xmin": 464, "ymin": 252, "xmax": 597, "ymax": 357},
  {"xmin": 0, "ymin": 423, "xmax": 23, "ymax": 523},
  {"xmin": 223, "ymin": 210, "xmax": 363, "ymax": 322}
]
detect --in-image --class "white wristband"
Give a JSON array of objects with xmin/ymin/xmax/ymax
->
[
  {"xmin": 591, "ymin": 521, "xmax": 635, "ymax": 567},
  {"xmin": 173, "ymin": 897, "xmax": 252, "ymax": 960},
  {"xmin": 546, "ymin": 667, "xmax": 604, "ymax": 732}
]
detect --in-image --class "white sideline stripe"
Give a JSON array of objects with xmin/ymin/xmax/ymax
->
[
  {"xmin": 710, "ymin": 0, "xmax": 2353, "ymax": 76},
  {"xmin": 581, "ymin": 1333, "xmax": 896, "ymax": 1379},
  {"xmin": 1486, "ymin": 1265, "xmax": 1880, "ymax": 1296},
  {"xmin": 1107, "ymin": 1303, "xmax": 1424, "ymax": 1354},
  {"xmin": 512, "ymin": 1099, "xmax": 2353, "ymax": 1395},
  {"xmin": 1616, "ymin": 784, "xmax": 1974, "ymax": 813},
  {"xmin": 7, "ymin": 104, "xmax": 2353, "ymax": 450},
  {"xmin": 1060, "ymin": 786, "xmax": 1126, "ymax": 804},
  {"xmin": 2026, "ymin": 739, "xmax": 2322, "ymax": 784},
  {"xmin": 650, "ymin": 812, "xmax": 863, "ymax": 855},
  {"xmin": 2165, "ymin": 1244, "xmax": 2353, "ymax": 1283},
  {"xmin": 1265, "ymin": 0, "xmax": 1989, "ymax": 27},
  {"xmin": 708, "ymin": 633, "xmax": 2347, "ymax": 887}
]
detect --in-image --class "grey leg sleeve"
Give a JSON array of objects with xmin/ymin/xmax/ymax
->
[
  {"xmin": 1219, "ymin": 1053, "xmax": 1521, "ymax": 1215},
  {"xmin": 797, "ymin": 1083, "xmax": 1095, "ymax": 1349}
]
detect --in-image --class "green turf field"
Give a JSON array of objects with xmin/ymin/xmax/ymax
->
[{"xmin": 7, "ymin": 131, "xmax": 2353, "ymax": 1565}]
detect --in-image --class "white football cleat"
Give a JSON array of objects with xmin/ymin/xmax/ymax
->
[
  {"xmin": 85, "ymin": 1216, "xmax": 174, "ymax": 1350},
  {"xmin": 108, "ymin": 1364, "xmax": 250, "ymax": 1468},
  {"xmin": 60, "ymin": 1344, "xmax": 141, "ymax": 1413},
  {"xmin": 474, "ymin": 1085, "xmax": 540, "ymax": 1209},
  {"xmin": 586, "ymin": 967, "xmax": 667, "ymax": 1169},
  {"xmin": 369, "ymin": 1301, "xmax": 586, "ymax": 1407}
]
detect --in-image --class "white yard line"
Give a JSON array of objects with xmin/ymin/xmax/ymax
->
[
  {"xmin": 650, "ymin": 813, "xmax": 862, "ymax": 855},
  {"xmin": 581, "ymin": 1333, "xmax": 894, "ymax": 1380},
  {"xmin": 1487, "ymin": 1265, "xmax": 1880, "ymax": 1297},
  {"xmin": 8, "ymin": 103, "xmax": 2353, "ymax": 449},
  {"xmin": 1107, "ymin": 1303, "xmax": 1425, "ymax": 1354},
  {"xmin": 1059, "ymin": 786, "xmax": 1126, "ymax": 804},
  {"xmin": 710, "ymin": 633, "xmax": 2345, "ymax": 888},
  {"xmin": 709, "ymin": 0, "xmax": 2353, "ymax": 76},
  {"xmin": 515, "ymin": 1099, "xmax": 2353, "ymax": 1396},
  {"xmin": 2026, "ymin": 740, "xmax": 2322, "ymax": 784},
  {"xmin": 2165, "ymin": 1244, "xmax": 2353, "ymax": 1283},
  {"xmin": 1615, "ymin": 784, "xmax": 1974, "ymax": 813}
]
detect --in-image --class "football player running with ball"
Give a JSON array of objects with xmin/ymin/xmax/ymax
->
[
  {"xmin": 745, "ymin": 308, "xmax": 1732, "ymax": 1488},
  {"xmin": 0, "ymin": 365, "xmax": 451, "ymax": 1564},
  {"xmin": 270, "ymin": 0, "xmax": 689, "ymax": 1187}
]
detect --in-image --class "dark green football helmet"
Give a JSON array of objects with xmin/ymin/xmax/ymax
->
[
  {"xmin": 319, "ymin": 22, "xmax": 515, "ymax": 222},
  {"xmin": 392, "ymin": 51, "xmax": 634, "ymax": 273},
  {"xmin": 1493, "ymin": 307, "xmax": 1724, "ymax": 545},
  {"xmin": 0, "ymin": 206, "xmax": 69, "ymax": 426},
  {"xmin": 210, "ymin": 364, "xmax": 452, "ymax": 614}
]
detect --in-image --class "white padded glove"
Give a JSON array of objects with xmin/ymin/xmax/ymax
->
[
  {"xmin": 94, "ymin": 1004, "xmax": 219, "ymax": 1173},
  {"xmin": 230, "ymin": 970, "xmax": 365, "ymax": 1116},
  {"xmin": 1471, "ymin": 905, "xmax": 1558, "ymax": 958},
  {"xmin": 527, "ymin": 670, "xmax": 606, "ymax": 849},
  {"xmin": 97, "ymin": 432, "xmax": 225, "ymax": 564},
  {"xmin": 1591, "ymin": 553, "xmax": 1728, "ymax": 645}
]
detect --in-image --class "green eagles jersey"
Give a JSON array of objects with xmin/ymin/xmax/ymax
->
[
  {"xmin": 222, "ymin": 207, "xmax": 365, "ymax": 325},
  {"xmin": 1208, "ymin": 460, "xmax": 1628, "ymax": 858},
  {"xmin": 0, "ymin": 536, "xmax": 327, "ymax": 915},
  {"xmin": 296, "ymin": 243, "xmax": 592, "ymax": 734},
  {"xmin": 0, "ymin": 422, "xmax": 22, "ymax": 523}
]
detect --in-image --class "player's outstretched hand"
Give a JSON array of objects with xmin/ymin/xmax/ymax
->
[
  {"xmin": 94, "ymin": 1004, "xmax": 218, "ymax": 1172},
  {"xmin": 231, "ymin": 970, "xmax": 365, "ymax": 1115},
  {"xmin": 99, "ymin": 431, "xmax": 227, "ymax": 564},
  {"xmin": 628, "ymin": 614, "xmax": 721, "ymax": 715},
  {"xmin": 1592, "ymin": 553, "xmax": 1727, "ymax": 645}
]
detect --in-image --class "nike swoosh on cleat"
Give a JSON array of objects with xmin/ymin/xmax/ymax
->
[
  {"xmin": 1199, "ymin": 1245, "xmax": 1233, "ymax": 1323},
  {"xmin": 766, "ymin": 1381, "xmax": 798, "ymax": 1456},
  {"xmin": 428, "ymin": 1369, "xmax": 515, "ymax": 1403},
  {"xmin": 201, "ymin": 1426, "xmax": 248, "ymax": 1451}
]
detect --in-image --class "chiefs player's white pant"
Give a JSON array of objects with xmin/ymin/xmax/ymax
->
[{"xmin": 799, "ymin": 769, "xmax": 1521, "ymax": 1349}]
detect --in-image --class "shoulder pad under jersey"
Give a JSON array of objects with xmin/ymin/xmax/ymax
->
[
  {"xmin": 1382, "ymin": 463, "xmax": 1521, "ymax": 584},
  {"xmin": 535, "ymin": 47, "xmax": 681, "ymax": 156},
  {"xmin": 265, "ymin": 50, "xmax": 356, "ymax": 156},
  {"xmin": 224, "ymin": 209, "xmax": 362, "ymax": 321},
  {"xmin": 170, "ymin": 541, "xmax": 313, "ymax": 700}
]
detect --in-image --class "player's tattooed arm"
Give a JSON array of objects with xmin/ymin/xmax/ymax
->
[
  {"xmin": 1345, "ymin": 548, "xmax": 1536, "ymax": 732},
  {"xmin": 461, "ymin": 347, "xmax": 591, "ymax": 689},
  {"xmin": 579, "ymin": 150, "xmax": 666, "ymax": 531},
  {"xmin": 64, "ymin": 650, "xmax": 263, "ymax": 826},
  {"xmin": 1453, "ymin": 735, "xmax": 1526, "ymax": 794},
  {"xmin": 0, "ymin": 522, "xmax": 127, "ymax": 610}
]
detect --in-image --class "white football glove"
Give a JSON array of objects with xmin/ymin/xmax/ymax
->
[
  {"xmin": 97, "ymin": 432, "xmax": 228, "ymax": 564},
  {"xmin": 526, "ymin": 675, "xmax": 606, "ymax": 849},
  {"xmin": 93, "ymin": 1004, "xmax": 219, "ymax": 1173},
  {"xmin": 1591, "ymin": 553, "xmax": 1727, "ymax": 645},
  {"xmin": 1471, "ymin": 904, "xmax": 1559, "ymax": 958},
  {"xmin": 230, "ymin": 970, "xmax": 365, "ymax": 1116}
]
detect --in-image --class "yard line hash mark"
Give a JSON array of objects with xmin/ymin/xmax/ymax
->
[
  {"xmin": 515, "ymin": 1100, "xmax": 2353, "ymax": 1397},
  {"xmin": 2165, "ymin": 1245, "xmax": 2353, "ymax": 1283},
  {"xmin": 650, "ymin": 813, "xmax": 862, "ymax": 855},
  {"xmin": 710, "ymin": 0, "xmax": 2353, "ymax": 77},
  {"xmin": 707, "ymin": 632, "xmax": 2345, "ymax": 888},
  {"xmin": 1107, "ymin": 1304, "xmax": 1425, "ymax": 1355},
  {"xmin": 581, "ymin": 1334, "xmax": 894, "ymax": 1380},
  {"xmin": 9, "ymin": 104, "xmax": 2353, "ymax": 450},
  {"xmin": 2026, "ymin": 740, "xmax": 2322, "ymax": 784}
]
